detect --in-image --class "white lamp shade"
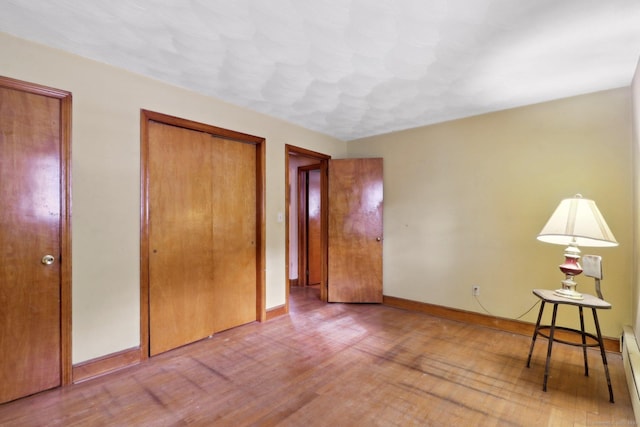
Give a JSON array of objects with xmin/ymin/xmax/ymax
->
[{"xmin": 537, "ymin": 195, "xmax": 618, "ymax": 247}]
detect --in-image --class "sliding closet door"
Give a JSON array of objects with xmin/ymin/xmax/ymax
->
[
  {"xmin": 210, "ymin": 138, "xmax": 256, "ymax": 331},
  {"xmin": 144, "ymin": 112, "xmax": 262, "ymax": 357},
  {"xmin": 148, "ymin": 122, "xmax": 216, "ymax": 355}
]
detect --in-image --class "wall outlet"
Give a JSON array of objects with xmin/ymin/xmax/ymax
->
[{"xmin": 472, "ymin": 285, "xmax": 480, "ymax": 296}]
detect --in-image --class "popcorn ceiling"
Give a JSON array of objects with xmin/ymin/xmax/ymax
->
[{"xmin": 1, "ymin": 0, "xmax": 639, "ymax": 141}]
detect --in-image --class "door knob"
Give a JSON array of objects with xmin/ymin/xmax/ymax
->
[{"xmin": 41, "ymin": 255, "xmax": 55, "ymax": 265}]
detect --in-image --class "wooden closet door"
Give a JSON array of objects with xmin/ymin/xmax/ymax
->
[
  {"xmin": 210, "ymin": 138, "xmax": 256, "ymax": 332},
  {"xmin": 148, "ymin": 122, "xmax": 215, "ymax": 356}
]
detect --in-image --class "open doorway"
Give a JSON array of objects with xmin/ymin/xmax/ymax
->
[
  {"xmin": 285, "ymin": 145, "xmax": 384, "ymax": 311},
  {"xmin": 285, "ymin": 145, "xmax": 330, "ymax": 310}
]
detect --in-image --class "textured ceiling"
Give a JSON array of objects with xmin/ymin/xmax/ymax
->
[{"xmin": 1, "ymin": 0, "xmax": 639, "ymax": 141}]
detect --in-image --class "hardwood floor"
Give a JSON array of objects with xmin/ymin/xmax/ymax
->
[{"xmin": 0, "ymin": 285, "xmax": 635, "ymax": 426}]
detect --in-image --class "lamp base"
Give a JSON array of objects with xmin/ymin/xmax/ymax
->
[
  {"xmin": 553, "ymin": 288, "xmax": 584, "ymax": 300},
  {"xmin": 553, "ymin": 243, "xmax": 584, "ymax": 300}
]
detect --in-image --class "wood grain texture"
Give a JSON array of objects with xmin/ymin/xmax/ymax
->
[
  {"xmin": 384, "ymin": 295, "xmax": 621, "ymax": 353},
  {"xmin": 296, "ymin": 166, "xmax": 322, "ymax": 287},
  {"xmin": 209, "ymin": 137, "xmax": 256, "ymax": 332},
  {"xmin": 148, "ymin": 122, "xmax": 216, "ymax": 356},
  {"xmin": 265, "ymin": 304, "xmax": 287, "ymax": 321},
  {"xmin": 297, "ymin": 169, "xmax": 309, "ymax": 286},
  {"xmin": 307, "ymin": 168, "xmax": 322, "ymax": 285},
  {"xmin": 284, "ymin": 145, "xmax": 331, "ymax": 305},
  {"xmin": 0, "ymin": 84, "xmax": 64, "ymax": 403},
  {"xmin": 143, "ymin": 115, "xmax": 263, "ymax": 357},
  {"xmin": 0, "ymin": 286, "xmax": 633, "ymax": 425},
  {"xmin": 0, "ymin": 77, "xmax": 73, "ymax": 387},
  {"xmin": 72, "ymin": 347, "xmax": 141, "ymax": 383},
  {"xmin": 328, "ymin": 158, "xmax": 383, "ymax": 302}
]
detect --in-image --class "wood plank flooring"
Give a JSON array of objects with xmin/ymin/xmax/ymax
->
[{"xmin": 0, "ymin": 285, "xmax": 635, "ymax": 426}]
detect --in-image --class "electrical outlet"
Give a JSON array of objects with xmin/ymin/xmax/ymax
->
[{"xmin": 472, "ymin": 285, "xmax": 480, "ymax": 296}]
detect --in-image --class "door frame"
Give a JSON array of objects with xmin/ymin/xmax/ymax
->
[
  {"xmin": 140, "ymin": 110, "xmax": 266, "ymax": 359},
  {"xmin": 0, "ymin": 76, "xmax": 73, "ymax": 385},
  {"xmin": 285, "ymin": 145, "xmax": 330, "ymax": 306}
]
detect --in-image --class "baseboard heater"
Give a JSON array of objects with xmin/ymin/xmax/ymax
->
[{"xmin": 622, "ymin": 326, "xmax": 640, "ymax": 424}]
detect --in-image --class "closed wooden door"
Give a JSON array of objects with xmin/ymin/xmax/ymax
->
[
  {"xmin": 148, "ymin": 122, "xmax": 215, "ymax": 355},
  {"xmin": 328, "ymin": 158, "xmax": 383, "ymax": 303},
  {"xmin": 209, "ymin": 137, "xmax": 256, "ymax": 332},
  {"xmin": 148, "ymin": 122, "xmax": 257, "ymax": 355},
  {"xmin": 0, "ymin": 85, "xmax": 63, "ymax": 402},
  {"xmin": 307, "ymin": 168, "xmax": 322, "ymax": 285}
]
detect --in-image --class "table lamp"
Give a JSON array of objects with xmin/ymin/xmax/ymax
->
[{"xmin": 537, "ymin": 194, "xmax": 618, "ymax": 300}]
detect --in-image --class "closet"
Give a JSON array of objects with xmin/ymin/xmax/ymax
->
[{"xmin": 142, "ymin": 112, "xmax": 264, "ymax": 356}]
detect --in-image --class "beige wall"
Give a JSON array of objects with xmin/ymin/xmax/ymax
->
[
  {"xmin": 1, "ymin": 29, "xmax": 635, "ymax": 364},
  {"xmin": 347, "ymin": 88, "xmax": 634, "ymax": 338},
  {"xmin": 0, "ymin": 32, "xmax": 347, "ymax": 363},
  {"xmin": 632, "ymin": 59, "xmax": 640, "ymax": 337}
]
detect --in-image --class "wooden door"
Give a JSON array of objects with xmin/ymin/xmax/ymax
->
[
  {"xmin": 209, "ymin": 137, "xmax": 256, "ymax": 331},
  {"xmin": 296, "ymin": 166, "xmax": 322, "ymax": 287},
  {"xmin": 307, "ymin": 168, "xmax": 322, "ymax": 285},
  {"xmin": 147, "ymin": 121, "xmax": 258, "ymax": 356},
  {"xmin": 0, "ymin": 83, "xmax": 69, "ymax": 402},
  {"xmin": 148, "ymin": 122, "xmax": 216, "ymax": 355},
  {"xmin": 328, "ymin": 158, "xmax": 383, "ymax": 303}
]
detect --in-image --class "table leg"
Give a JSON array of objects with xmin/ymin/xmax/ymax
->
[
  {"xmin": 592, "ymin": 308, "xmax": 614, "ymax": 403},
  {"xmin": 578, "ymin": 306, "xmax": 589, "ymax": 376},
  {"xmin": 527, "ymin": 301, "xmax": 545, "ymax": 368},
  {"xmin": 543, "ymin": 303, "xmax": 558, "ymax": 392}
]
